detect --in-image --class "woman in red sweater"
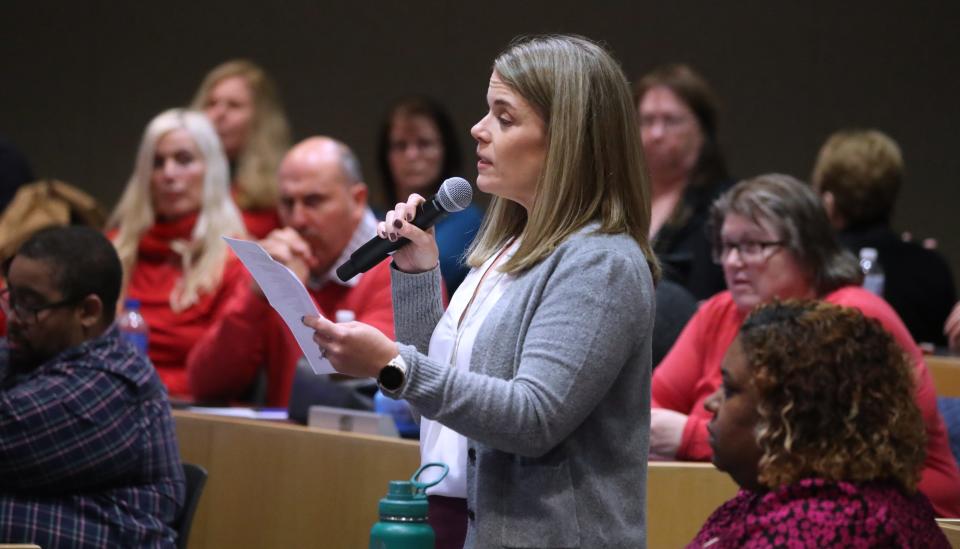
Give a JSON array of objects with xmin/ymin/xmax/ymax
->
[
  {"xmin": 108, "ymin": 108, "xmax": 248, "ymax": 400},
  {"xmin": 652, "ymin": 173, "xmax": 960, "ymax": 517}
]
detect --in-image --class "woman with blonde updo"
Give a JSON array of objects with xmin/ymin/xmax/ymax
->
[{"xmin": 191, "ymin": 59, "xmax": 292, "ymax": 238}]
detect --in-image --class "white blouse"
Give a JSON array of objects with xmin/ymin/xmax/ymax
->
[{"xmin": 420, "ymin": 239, "xmax": 520, "ymax": 497}]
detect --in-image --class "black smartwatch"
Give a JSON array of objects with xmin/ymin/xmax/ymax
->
[{"xmin": 377, "ymin": 354, "xmax": 408, "ymax": 394}]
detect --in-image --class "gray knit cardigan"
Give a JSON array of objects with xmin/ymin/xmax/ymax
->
[{"xmin": 391, "ymin": 224, "xmax": 654, "ymax": 549}]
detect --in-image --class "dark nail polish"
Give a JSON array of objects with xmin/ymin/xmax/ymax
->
[{"xmin": 393, "ymin": 219, "xmax": 403, "ymax": 229}]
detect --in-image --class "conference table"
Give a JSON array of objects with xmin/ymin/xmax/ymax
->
[{"xmin": 173, "ymin": 410, "xmax": 738, "ymax": 548}]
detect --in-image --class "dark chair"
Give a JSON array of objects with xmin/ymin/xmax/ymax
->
[
  {"xmin": 172, "ymin": 462, "xmax": 208, "ymax": 549},
  {"xmin": 287, "ymin": 358, "xmax": 376, "ymax": 424}
]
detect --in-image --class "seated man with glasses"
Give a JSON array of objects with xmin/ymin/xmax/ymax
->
[
  {"xmin": 649, "ymin": 174, "xmax": 960, "ymax": 517},
  {"xmin": 0, "ymin": 226, "xmax": 184, "ymax": 547}
]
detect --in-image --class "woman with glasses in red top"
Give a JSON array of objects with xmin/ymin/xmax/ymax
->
[{"xmin": 651, "ymin": 173, "xmax": 960, "ymax": 517}]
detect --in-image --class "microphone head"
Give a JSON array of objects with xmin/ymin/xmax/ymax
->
[{"xmin": 436, "ymin": 177, "xmax": 473, "ymax": 213}]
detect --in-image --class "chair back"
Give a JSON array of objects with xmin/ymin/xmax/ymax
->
[{"xmin": 173, "ymin": 462, "xmax": 208, "ymax": 549}]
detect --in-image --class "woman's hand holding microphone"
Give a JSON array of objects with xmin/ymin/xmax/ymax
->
[{"xmin": 379, "ymin": 193, "xmax": 440, "ymax": 274}]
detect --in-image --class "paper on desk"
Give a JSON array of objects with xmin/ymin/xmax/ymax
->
[
  {"xmin": 183, "ymin": 406, "xmax": 289, "ymax": 421},
  {"xmin": 223, "ymin": 237, "xmax": 333, "ymax": 374}
]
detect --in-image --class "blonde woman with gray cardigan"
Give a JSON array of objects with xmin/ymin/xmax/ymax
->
[{"xmin": 304, "ymin": 34, "xmax": 657, "ymax": 549}]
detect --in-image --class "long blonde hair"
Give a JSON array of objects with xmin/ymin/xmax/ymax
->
[
  {"xmin": 190, "ymin": 59, "xmax": 292, "ymax": 210},
  {"xmin": 108, "ymin": 108, "xmax": 247, "ymax": 312},
  {"xmin": 467, "ymin": 35, "xmax": 659, "ymax": 280}
]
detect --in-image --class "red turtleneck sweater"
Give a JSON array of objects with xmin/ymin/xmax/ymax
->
[{"xmin": 113, "ymin": 214, "xmax": 248, "ymax": 400}]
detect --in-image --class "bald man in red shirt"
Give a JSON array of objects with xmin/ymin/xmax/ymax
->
[{"xmin": 187, "ymin": 137, "xmax": 395, "ymax": 406}]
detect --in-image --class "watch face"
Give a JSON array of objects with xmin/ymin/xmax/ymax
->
[{"xmin": 379, "ymin": 365, "xmax": 404, "ymax": 391}]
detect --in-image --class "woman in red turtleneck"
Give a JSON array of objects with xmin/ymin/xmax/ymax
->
[{"xmin": 107, "ymin": 108, "xmax": 248, "ymax": 401}]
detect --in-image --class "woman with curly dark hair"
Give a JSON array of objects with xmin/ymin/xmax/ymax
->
[{"xmin": 689, "ymin": 300, "xmax": 948, "ymax": 547}]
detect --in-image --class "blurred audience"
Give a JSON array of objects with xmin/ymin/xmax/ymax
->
[
  {"xmin": 191, "ymin": 59, "xmax": 292, "ymax": 238},
  {"xmin": 187, "ymin": 136, "xmax": 394, "ymax": 406},
  {"xmin": 0, "ymin": 180, "xmax": 105, "ymax": 261},
  {"xmin": 650, "ymin": 174, "xmax": 960, "ymax": 516},
  {"xmin": 812, "ymin": 128, "xmax": 956, "ymax": 346},
  {"xmin": 377, "ymin": 96, "xmax": 483, "ymax": 294},
  {"xmin": 0, "ymin": 179, "xmax": 106, "ymax": 337},
  {"xmin": 635, "ymin": 64, "xmax": 732, "ymax": 299},
  {"xmin": 108, "ymin": 108, "xmax": 248, "ymax": 400},
  {"xmin": 689, "ymin": 300, "xmax": 948, "ymax": 547},
  {"xmin": 0, "ymin": 226, "xmax": 183, "ymax": 547}
]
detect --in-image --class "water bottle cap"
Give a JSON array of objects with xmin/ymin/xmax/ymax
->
[
  {"xmin": 378, "ymin": 481, "xmax": 428, "ymax": 518},
  {"xmin": 124, "ymin": 298, "xmax": 141, "ymax": 311},
  {"xmin": 377, "ymin": 463, "xmax": 449, "ymax": 520}
]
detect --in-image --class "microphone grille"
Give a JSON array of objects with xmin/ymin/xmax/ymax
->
[{"xmin": 436, "ymin": 177, "xmax": 474, "ymax": 212}]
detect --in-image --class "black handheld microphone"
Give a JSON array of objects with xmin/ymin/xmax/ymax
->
[{"xmin": 336, "ymin": 177, "xmax": 474, "ymax": 282}]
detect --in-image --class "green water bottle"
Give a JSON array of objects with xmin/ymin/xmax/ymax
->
[{"xmin": 369, "ymin": 462, "xmax": 449, "ymax": 549}]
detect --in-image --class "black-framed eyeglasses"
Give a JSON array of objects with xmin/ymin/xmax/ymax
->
[
  {"xmin": 0, "ymin": 287, "xmax": 81, "ymax": 325},
  {"xmin": 712, "ymin": 240, "xmax": 786, "ymax": 265}
]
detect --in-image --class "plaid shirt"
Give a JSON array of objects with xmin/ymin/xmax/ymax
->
[{"xmin": 0, "ymin": 325, "xmax": 185, "ymax": 548}]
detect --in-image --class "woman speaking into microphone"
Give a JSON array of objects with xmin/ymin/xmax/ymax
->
[{"xmin": 304, "ymin": 34, "xmax": 657, "ymax": 549}]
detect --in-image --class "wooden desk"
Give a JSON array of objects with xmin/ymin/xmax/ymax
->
[
  {"xmin": 174, "ymin": 411, "xmax": 420, "ymax": 549},
  {"xmin": 938, "ymin": 519, "xmax": 960, "ymax": 548},
  {"xmin": 647, "ymin": 461, "xmax": 738, "ymax": 548},
  {"xmin": 174, "ymin": 412, "xmax": 737, "ymax": 549},
  {"xmin": 928, "ymin": 355, "xmax": 960, "ymax": 397}
]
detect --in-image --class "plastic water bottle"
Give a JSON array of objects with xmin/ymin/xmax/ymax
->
[
  {"xmin": 118, "ymin": 298, "xmax": 149, "ymax": 356},
  {"xmin": 375, "ymin": 390, "xmax": 420, "ymax": 439},
  {"xmin": 370, "ymin": 463, "xmax": 448, "ymax": 549},
  {"xmin": 859, "ymin": 247, "xmax": 885, "ymax": 296}
]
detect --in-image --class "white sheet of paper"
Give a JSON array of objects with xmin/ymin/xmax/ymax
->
[{"xmin": 223, "ymin": 236, "xmax": 333, "ymax": 375}]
